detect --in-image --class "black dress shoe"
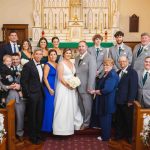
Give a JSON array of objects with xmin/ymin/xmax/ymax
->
[
  {"xmin": 30, "ymin": 137, "xmax": 41, "ymax": 145},
  {"xmin": 127, "ymin": 137, "xmax": 132, "ymax": 144},
  {"xmin": 37, "ymin": 136, "xmax": 46, "ymax": 142},
  {"xmin": 16, "ymin": 135, "xmax": 24, "ymax": 142}
]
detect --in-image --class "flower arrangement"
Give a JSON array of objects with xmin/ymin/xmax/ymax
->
[
  {"xmin": 67, "ymin": 76, "xmax": 81, "ymax": 89},
  {"xmin": 140, "ymin": 113, "xmax": 150, "ymax": 146},
  {"xmin": 0, "ymin": 113, "xmax": 6, "ymax": 143}
]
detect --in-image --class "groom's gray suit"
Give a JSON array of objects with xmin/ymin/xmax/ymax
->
[{"xmin": 75, "ymin": 52, "xmax": 97, "ymax": 127}]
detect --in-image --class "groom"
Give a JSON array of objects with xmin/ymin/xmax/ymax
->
[
  {"xmin": 75, "ymin": 41, "xmax": 97, "ymax": 130},
  {"xmin": 21, "ymin": 49, "xmax": 44, "ymax": 144}
]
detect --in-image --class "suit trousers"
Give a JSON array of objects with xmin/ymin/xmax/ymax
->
[
  {"xmin": 78, "ymin": 93, "xmax": 93, "ymax": 127},
  {"xmin": 6, "ymin": 90, "xmax": 25, "ymax": 137},
  {"xmin": 115, "ymin": 104, "xmax": 133, "ymax": 138},
  {"xmin": 28, "ymin": 91, "xmax": 43, "ymax": 139}
]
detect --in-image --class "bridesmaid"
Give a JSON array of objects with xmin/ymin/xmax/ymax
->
[
  {"xmin": 38, "ymin": 37, "xmax": 49, "ymax": 64},
  {"xmin": 42, "ymin": 49, "xmax": 57, "ymax": 132},
  {"xmin": 20, "ymin": 40, "xmax": 32, "ymax": 65},
  {"xmin": 51, "ymin": 36, "xmax": 62, "ymax": 63}
]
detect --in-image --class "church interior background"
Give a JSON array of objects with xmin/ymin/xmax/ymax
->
[{"xmin": 32, "ymin": 0, "xmax": 119, "ymax": 43}]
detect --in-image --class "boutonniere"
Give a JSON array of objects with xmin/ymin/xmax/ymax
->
[
  {"xmin": 41, "ymin": 64, "xmax": 44, "ymax": 68},
  {"xmin": 121, "ymin": 47, "xmax": 125, "ymax": 51},
  {"xmin": 82, "ymin": 62, "xmax": 86, "ymax": 65},
  {"xmin": 99, "ymin": 48, "xmax": 103, "ymax": 51},
  {"xmin": 17, "ymin": 45, "xmax": 20, "ymax": 48},
  {"xmin": 144, "ymin": 47, "xmax": 149, "ymax": 51},
  {"xmin": 123, "ymin": 70, "xmax": 128, "ymax": 74}
]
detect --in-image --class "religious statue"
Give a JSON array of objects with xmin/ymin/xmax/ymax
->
[
  {"xmin": 112, "ymin": 11, "xmax": 120, "ymax": 27},
  {"xmin": 33, "ymin": 10, "xmax": 41, "ymax": 27}
]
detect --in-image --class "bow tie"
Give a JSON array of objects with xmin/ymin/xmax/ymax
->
[{"xmin": 36, "ymin": 63, "xmax": 41, "ymax": 66}]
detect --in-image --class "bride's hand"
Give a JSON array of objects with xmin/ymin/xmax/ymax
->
[{"xmin": 49, "ymin": 89, "xmax": 55, "ymax": 95}]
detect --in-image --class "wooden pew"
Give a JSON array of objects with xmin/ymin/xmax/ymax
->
[
  {"xmin": 132, "ymin": 101, "xmax": 150, "ymax": 150},
  {"xmin": 0, "ymin": 100, "xmax": 16, "ymax": 150}
]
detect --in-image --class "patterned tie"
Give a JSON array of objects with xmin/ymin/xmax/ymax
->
[
  {"xmin": 13, "ymin": 44, "xmax": 17, "ymax": 53},
  {"xmin": 143, "ymin": 72, "xmax": 148, "ymax": 85},
  {"xmin": 96, "ymin": 48, "xmax": 99, "ymax": 57},
  {"xmin": 137, "ymin": 46, "xmax": 143, "ymax": 57},
  {"xmin": 119, "ymin": 47, "xmax": 122, "ymax": 55},
  {"xmin": 78, "ymin": 59, "xmax": 83, "ymax": 66}
]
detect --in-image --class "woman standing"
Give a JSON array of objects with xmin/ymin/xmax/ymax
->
[
  {"xmin": 20, "ymin": 40, "xmax": 32, "ymax": 65},
  {"xmin": 42, "ymin": 49, "xmax": 57, "ymax": 132},
  {"xmin": 38, "ymin": 37, "xmax": 49, "ymax": 64},
  {"xmin": 92, "ymin": 58, "xmax": 119, "ymax": 141},
  {"xmin": 51, "ymin": 36, "xmax": 62, "ymax": 63},
  {"xmin": 53, "ymin": 48, "xmax": 83, "ymax": 135}
]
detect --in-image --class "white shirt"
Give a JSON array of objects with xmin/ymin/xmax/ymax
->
[
  {"xmin": 33, "ymin": 59, "xmax": 43, "ymax": 82},
  {"xmin": 143, "ymin": 69, "xmax": 150, "ymax": 78},
  {"xmin": 10, "ymin": 41, "xmax": 19, "ymax": 53}
]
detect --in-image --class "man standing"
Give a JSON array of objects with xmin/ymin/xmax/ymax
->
[
  {"xmin": 0, "ymin": 31, "xmax": 20, "ymax": 65},
  {"xmin": 75, "ymin": 41, "xmax": 97, "ymax": 130},
  {"xmin": 115, "ymin": 56, "xmax": 138, "ymax": 144},
  {"xmin": 88, "ymin": 34, "xmax": 107, "ymax": 78},
  {"xmin": 21, "ymin": 49, "xmax": 44, "ymax": 144},
  {"xmin": 11, "ymin": 53, "xmax": 25, "ymax": 141},
  {"xmin": 132, "ymin": 33, "xmax": 150, "ymax": 72},
  {"xmin": 109, "ymin": 31, "xmax": 132, "ymax": 71},
  {"xmin": 137, "ymin": 56, "xmax": 150, "ymax": 108}
]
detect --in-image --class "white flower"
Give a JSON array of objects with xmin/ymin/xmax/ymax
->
[
  {"xmin": 0, "ymin": 113, "xmax": 6, "ymax": 143},
  {"xmin": 21, "ymin": 58, "xmax": 29, "ymax": 66},
  {"xmin": 123, "ymin": 70, "xmax": 128, "ymax": 74},
  {"xmin": 41, "ymin": 64, "xmax": 44, "ymax": 68},
  {"xmin": 66, "ymin": 76, "xmax": 81, "ymax": 89},
  {"xmin": 17, "ymin": 45, "xmax": 20, "ymax": 47},
  {"xmin": 144, "ymin": 47, "xmax": 149, "ymax": 51},
  {"xmin": 140, "ymin": 113, "xmax": 150, "ymax": 146}
]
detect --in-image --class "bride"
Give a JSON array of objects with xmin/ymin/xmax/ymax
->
[{"xmin": 53, "ymin": 48, "xmax": 83, "ymax": 135}]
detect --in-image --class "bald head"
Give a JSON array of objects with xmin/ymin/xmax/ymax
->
[{"xmin": 118, "ymin": 56, "xmax": 129, "ymax": 69}]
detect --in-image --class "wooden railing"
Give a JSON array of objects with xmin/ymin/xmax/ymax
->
[
  {"xmin": 132, "ymin": 101, "xmax": 150, "ymax": 150},
  {"xmin": 0, "ymin": 100, "xmax": 16, "ymax": 150}
]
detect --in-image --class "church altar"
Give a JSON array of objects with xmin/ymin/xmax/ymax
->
[
  {"xmin": 32, "ymin": 0, "xmax": 120, "ymax": 43},
  {"xmin": 48, "ymin": 42, "xmax": 114, "ymax": 48}
]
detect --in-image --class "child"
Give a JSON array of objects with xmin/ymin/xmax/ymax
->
[{"xmin": 0, "ymin": 55, "xmax": 23, "ymax": 107}]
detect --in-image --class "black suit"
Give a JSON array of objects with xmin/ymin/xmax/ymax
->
[
  {"xmin": 0, "ymin": 42, "xmax": 21, "ymax": 66},
  {"xmin": 21, "ymin": 60, "xmax": 44, "ymax": 140},
  {"xmin": 115, "ymin": 66, "xmax": 138, "ymax": 140}
]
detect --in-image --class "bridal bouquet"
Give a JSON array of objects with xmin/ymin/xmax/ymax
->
[
  {"xmin": 67, "ymin": 76, "xmax": 81, "ymax": 89},
  {"xmin": 140, "ymin": 113, "xmax": 150, "ymax": 146},
  {"xmin": 0, "ymin": 113, "xmax": 6, "ymax": 143}
]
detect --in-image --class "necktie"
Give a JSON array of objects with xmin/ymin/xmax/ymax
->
[
  {"xmin": 14, "ymin": 44, "xmax": 16, "ymax": 53},
  {"xmin": 143, "ymin": 72, "xmax": 148, "ymax": 85},
  {"xmin": 120, "ymin": 70, "xmax": 124, "ymax": 79},
  {"xmin": 119, "ymin": 47, "xmax": 122, "ymax": 55},
  {"xmin": 78, "ymin": 59, "xmax": 83, "ymax": 66},
  {"xmin": 137, "ymin": 46, "xmax": 143, "ymax": 57},
  {"xmin": 96, "ymin": 48, "xmax": 99, "ymax": 57}
]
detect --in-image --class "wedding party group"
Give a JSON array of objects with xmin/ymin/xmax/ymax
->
[{"xmin": 0, "ymin": 30, "xmax": 150, "ymax": 145}]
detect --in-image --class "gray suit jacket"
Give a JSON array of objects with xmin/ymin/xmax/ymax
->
[
  {"xmin": 132, "ymin": 43, "xmax": 150, "ymax": 72},
  {"xmin": 137, "ymin": 70, "xmax": 150, "ymax": 108},
  {"xmin": 75, "ymin": 52, "xmax": 97, "ymax": 94},
  {"xmin": 88, "ymin": 46, "xmax": 107, "ymax": 77},
  {"xmin": 109, "ymin": 43, "xmax": 132, "ymax": 71}
]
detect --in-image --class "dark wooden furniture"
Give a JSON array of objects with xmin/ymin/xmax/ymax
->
[
  {"xmin": 0, "ymin": 100, "xmax": 16, "ymax": 150},
  {"xmin": 132, "ymin": 101, "xmax": 150, "ymax": 150},
  {"xmin": 124, "ymin": 41, "xmax": 140, "ymax": 50},
  {"xmin": 129, "ymin": 14, "xmax": 139, "ymax": 32},
  {"xmin": 2, "ymin": 24, "xmax": 28, "ymax": 44}
]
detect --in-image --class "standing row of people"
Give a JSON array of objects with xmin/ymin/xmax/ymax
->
[{"xmin": 0, "ymin": 30, "xmax": 150, "ymax": 145}]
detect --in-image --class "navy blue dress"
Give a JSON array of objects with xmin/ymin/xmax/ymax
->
[{"xmin": 42, "ymin": 63, "xmax": 56, "ymax": 132}]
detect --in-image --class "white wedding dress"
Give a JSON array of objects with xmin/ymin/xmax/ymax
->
[{"xmin": 53, "ymin": 62, "xmax": 83, "ymax": 135}]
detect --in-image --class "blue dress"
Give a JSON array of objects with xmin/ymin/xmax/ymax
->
[{"xmin": 42, "ymin": 63, "xmax": 56, "ymax": 132}]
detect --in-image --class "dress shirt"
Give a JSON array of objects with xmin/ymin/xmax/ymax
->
[{"xmin": 10, "ymin": 41, "xmax": 19, "ymax": 53}]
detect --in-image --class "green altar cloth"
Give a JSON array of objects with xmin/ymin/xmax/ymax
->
[{"xmin": 48, "ymin": 42, "xmax": 114, "ymax": 48}]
